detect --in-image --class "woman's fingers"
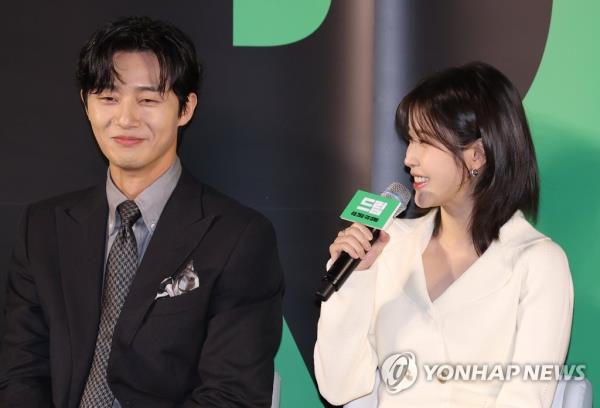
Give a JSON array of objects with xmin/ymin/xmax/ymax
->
[
  {"xmin": 352, "ymin": 223, "xmax": 374, "ymax": 241},
  {"xmin": 330, "ymin": 234, "xmax": 365, "ymax": 260},
  {"xmin": 329, "ymin": 227, "xmax": 391, "ymax": 270},
  {"xmin": 343, "ymin": 224, "xmax": 373, "ymax": 250},
  {"xmin": 329, "ymin": 223, "xmax": 375, "ymax": 261}
]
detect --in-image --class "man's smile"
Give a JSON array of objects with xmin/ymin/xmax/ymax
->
[{"xmin": 112, "ymin": 136, "xmax": 145, "ymax": 146}]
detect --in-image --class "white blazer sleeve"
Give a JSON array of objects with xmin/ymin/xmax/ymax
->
[
  {"xmin": 494, "ymin": 240, "xmax": 574, "ymax": 408},
  {"xmin": 314, "ymin": 259, "xmax": 379, "ymax": 406}
]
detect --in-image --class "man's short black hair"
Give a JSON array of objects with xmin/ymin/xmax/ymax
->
[{"xmin": 76, "ymin": 16, "xmax": 202, "ymax": 116}]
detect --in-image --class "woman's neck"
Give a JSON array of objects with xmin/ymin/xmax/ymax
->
[{"xmin": 436, "ymin": 201, "xmax": 476, "ymax": 252}]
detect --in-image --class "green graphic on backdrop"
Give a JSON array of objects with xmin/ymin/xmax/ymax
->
[
  {"xmin": 524, "ymin": 0, "xmax": 600, "ymax": 397},
  {"xmin": 235, "ymin": 1, "xmax": 333, "ymax": 406},
  {"xmin": 275, "ymin": 321, "xmax": 323, "ymax": 407},
  {"xmin": 233, "ymin": 0, "xmax": 331, "ymax": 46}
]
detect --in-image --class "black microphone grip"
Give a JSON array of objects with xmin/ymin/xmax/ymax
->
[{"xmin": 316, "ymin": 228, "xmax": 381, "ymax": 301}]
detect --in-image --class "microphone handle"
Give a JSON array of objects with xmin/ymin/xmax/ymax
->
[{"xmin": 316, "ymin": 228, "xmax": 381, "ymax": 301}]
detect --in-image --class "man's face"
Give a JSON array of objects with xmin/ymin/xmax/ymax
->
[{"xmin": 84, "ymin": 51, "xmax": 196, "ymax": 177}]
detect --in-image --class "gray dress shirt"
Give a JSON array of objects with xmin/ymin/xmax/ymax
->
[{"xmin": 102, "ymin": 157, "xmax": 182, "ymax": 408}]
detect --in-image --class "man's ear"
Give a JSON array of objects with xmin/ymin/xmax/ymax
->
[
  {"xmin": 80, "ymin": 90, "xmax": 89, "ymax": 116},
  {"xmin": 177, "ymin": 93, "xmax": 198, "ymax": 126}
]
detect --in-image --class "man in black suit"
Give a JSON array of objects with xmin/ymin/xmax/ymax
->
[{"xmin": 0, "ymin": 16, "xmax": 283, "ymax": 407}]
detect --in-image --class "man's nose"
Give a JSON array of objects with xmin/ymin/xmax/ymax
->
[{"xmin": 116, "ymin": 100, "xmax": 140, "ymax": 128}]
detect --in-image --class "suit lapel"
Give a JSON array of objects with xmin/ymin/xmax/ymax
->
[
  {"xmin": 115, "ymin": 171, "xmax": 216, "ymax": 346},
  {"xmin": 56, "ymin": 184, "xmax": 108, "ymax": 402}
]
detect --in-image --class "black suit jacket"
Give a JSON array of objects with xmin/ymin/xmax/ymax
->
[{"xmin": 0, "ymin": 170, "xmax": 284, "ymax": 407}]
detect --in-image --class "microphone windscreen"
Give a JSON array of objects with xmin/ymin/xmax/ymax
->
[{"xmin": 381, "ymin": 182, "xmax": 411, "ymax": 215}]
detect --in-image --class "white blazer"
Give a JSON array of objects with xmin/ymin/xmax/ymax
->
[{"xmin": 314, "ymin": 210, "xmax": 573, "ymax": 407}]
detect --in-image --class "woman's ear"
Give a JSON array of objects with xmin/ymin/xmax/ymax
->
[{"xmin": 466, "ymin": 138, "xmax": 486, "ymax": 170}]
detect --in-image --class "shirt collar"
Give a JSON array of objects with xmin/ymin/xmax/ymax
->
[{"xmin": 106, "ymin": 157, "xmax": 182, "ymax": 234}]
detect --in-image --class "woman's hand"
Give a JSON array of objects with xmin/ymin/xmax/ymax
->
[{"xmin": 329, "ymin": 223, "xmax": 390, "ymax": 270}]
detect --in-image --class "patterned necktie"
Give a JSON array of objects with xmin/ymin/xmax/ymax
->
[{"xmin": 80, "ymin": 200, "xmax": 141, "ymax": 408}]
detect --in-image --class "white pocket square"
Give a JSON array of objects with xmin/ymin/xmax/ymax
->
[{"xmin": 155, "ymin": 260, "xmax": 199, "ymax": 299}]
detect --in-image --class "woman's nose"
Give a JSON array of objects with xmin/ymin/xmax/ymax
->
[{"xmin": 404, "ymin": 142, "xmax": 418, "ymax": 168}]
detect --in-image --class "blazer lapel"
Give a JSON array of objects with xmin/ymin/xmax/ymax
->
[
  {"xmin": 376, "ymin": 210, "xmax": 519, "ymax": 317},
  {"xmin": 379, "ymin": 212, "xmax": 437, "ymax": 316},
  {"xmin": 429, "ymin": 211, "xmax": 541, "ymax": 314},
  {"xmin": 56, "ymin": 184, "xmax": 108, "ymax": 402},
  {"xmin": 432, "ymin": 240, "xmax": 511, "ymax": 313},
  {"xmin": 115, "ymin": 171, "xmax": 216, "ymax": 346}
]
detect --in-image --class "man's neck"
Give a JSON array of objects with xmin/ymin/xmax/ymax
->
[{"xmin": 109, "ymin": 156, "xmax": 177, "ymax": 199}]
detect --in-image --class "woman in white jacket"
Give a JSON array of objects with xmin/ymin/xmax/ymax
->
[{"xmin": 314, "ymin": 62, "xmax": 573, "ymax": 408}]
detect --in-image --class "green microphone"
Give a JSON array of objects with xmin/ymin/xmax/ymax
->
[{"xmin": 316, "ymin": 182, "xmax": 411, "ymax": 301}]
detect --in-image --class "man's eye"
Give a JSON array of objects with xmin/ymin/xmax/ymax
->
[
  {"xmin": 100, "ymin": 96, "xmax": 116, "ymax": 102},
  {"xmin": 141, "ymin": 99, "xmax": 158, "ymax": 104}
]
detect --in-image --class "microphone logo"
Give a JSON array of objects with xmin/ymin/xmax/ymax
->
[
  {"xmin": 356, "ymin": 197, "xmax": 388, "ymax": 216},
  {"xmin": 381, "ymin": 351, "xmax": 418, "ymax": 393},
  {"xmin": 340, "ymin": 189, "xmax": 407, "ymax": 230}
]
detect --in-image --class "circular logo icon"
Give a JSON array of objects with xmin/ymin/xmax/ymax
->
[{"xmin": 381, "ymin": 351, "xmax": 418, "ymax": 394}]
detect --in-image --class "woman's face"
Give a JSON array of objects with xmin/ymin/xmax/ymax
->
[{"xmin": 404, "ymin": 121, "xmax": 474, "ymax": 211}]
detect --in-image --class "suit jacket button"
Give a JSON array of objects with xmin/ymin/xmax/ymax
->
[{"xmin": 437, "ymin": 367, "xmax": 450, "ymax": 383}]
